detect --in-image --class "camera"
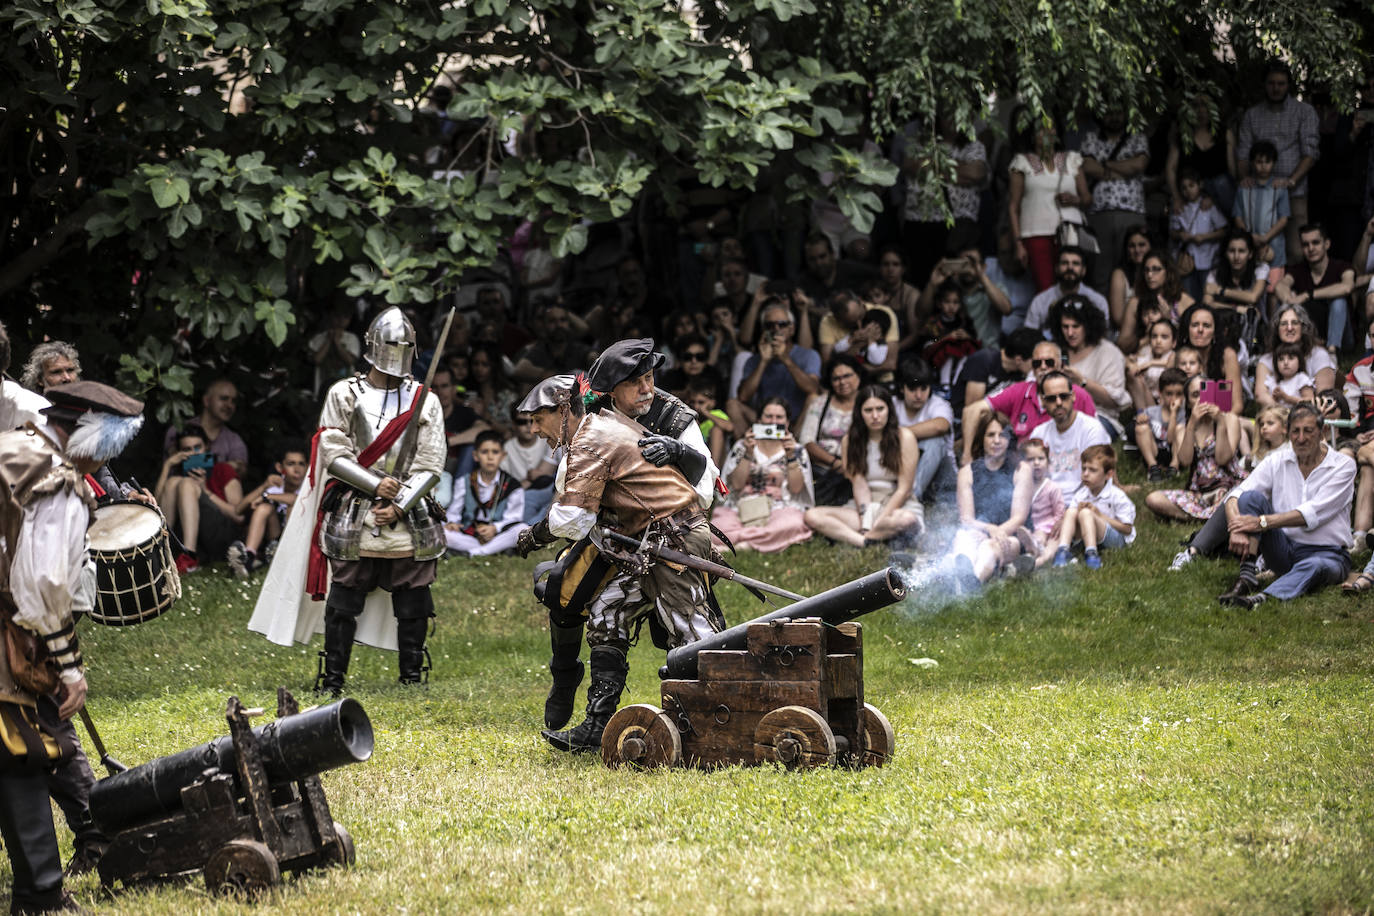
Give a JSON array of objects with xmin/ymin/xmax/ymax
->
[{"xmin": 752, "ymin": 423, "xmax": 787, "ymax": 440}]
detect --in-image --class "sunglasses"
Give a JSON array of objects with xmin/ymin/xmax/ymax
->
[
  {"xmin": 763, "ymin": 320, "xmax": 792, "ymax": 330},
  {"xmin": 683, "ymin": 351, "xmax": 708, "ymax": 361},
  {"xmin": 516, "ymin": 418, "xmax": 537, "ymax": 426},
  {"xmin": 1031, "ymin": 358, "xmax": 1059, "ymax": 369},
  {"xmin": 1042, "ymin": 392, "xmax": 1073, "ymax": 403},
  {"xmin": 1144, "ymin": 264, "xmax": 1165, "ymax": 273}
]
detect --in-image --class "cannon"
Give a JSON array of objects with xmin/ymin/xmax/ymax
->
[
  {"xmin": 93, "ymin": 689, "xmax": 372, "ymax": 896},
  {"xmin": 602, "ymin": 567, "xmax": 905, "ymax": 770}
]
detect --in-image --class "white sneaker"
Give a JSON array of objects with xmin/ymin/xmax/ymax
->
[
  {"xmin": 226, "ymin": 540, "xmax": 250, "ymax": 579},
  {"xmin": 1168, "ymin": 547, "xmax": 1195, "ymax": 571}
]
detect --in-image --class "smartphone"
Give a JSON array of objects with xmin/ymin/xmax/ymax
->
[
  {"xmin": 1199, "ymin": 380, "xmax": 1233, "ymax": 413},
  {"xmin": 938, "ymin": 257, "xmax": 968, "ymax": 273},
  {"xmin": 860, "ymin": 503, "xmax": 880, "ymax": 531},
  {"xmin": 752, "ymin": 423, "xmax": 787, "ymax": 440},
  {"xmin": 182, "ymin": 452, "xmax": 215, "ymax": 474}
]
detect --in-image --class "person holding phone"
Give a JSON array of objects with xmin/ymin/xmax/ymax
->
[
  {"xmin": 154, "ymin": 422, "xmax": 245, "ymax": 574},
  {"xmin": 1177, "ymin": 303, "xmax": 1244, "ymax": 415},
  {"xmin": 711, "ymin": 398, "xmax": 813, "ymax": 553},
  {"xmin": 1145, "ymin": 374, "xmax": 1245, "ymax": 522}
]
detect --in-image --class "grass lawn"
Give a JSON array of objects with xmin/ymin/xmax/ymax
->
[{"xmin": 55, "ymin": 497, "xmax": 1374, "ymax": 914}]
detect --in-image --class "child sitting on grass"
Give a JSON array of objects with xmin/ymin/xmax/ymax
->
[
  {"xmin": 1052, "ymin": 444, "xmax": 1136, "ymax": 570},
  {"xmin": 444, "ymin": 430, "xmax": 529, "ymax": 556},
  {"xmin": 227, "ymin": 444, "xmax": 307, "ymax": 578},
  {"xmin": 1136, "ymin": 367, "xmax": 1189, "ymax": 481},
  {"xmin": 1021, "ymin": 438, "xmax": 1067, "ymax": 569}
]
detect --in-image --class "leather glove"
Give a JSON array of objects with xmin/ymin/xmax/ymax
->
[
  {"xmin": 638, "ymin": 435, "xmax": 685, "ymax": 467},
  {"xmin": 516, "ymin": 519, "xmax": 555, "ymax": 558}
]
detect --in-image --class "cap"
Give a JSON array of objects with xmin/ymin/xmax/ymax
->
[
  {"xmin": 585, "ymin": 338, "xmax": 663, "ymax": 393},
  {"xmin": 517, "ymin": 375, "xmax": 577, "ymax": 414}
]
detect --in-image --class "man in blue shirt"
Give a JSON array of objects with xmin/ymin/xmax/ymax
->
[{"xmin": 726, "ymin": 300, "xmax": 821, "ymax": 430}]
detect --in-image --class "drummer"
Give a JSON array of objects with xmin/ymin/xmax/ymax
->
[{"xmin": 1, "ymin": 380, "xmax": 144, "ymax": 906}]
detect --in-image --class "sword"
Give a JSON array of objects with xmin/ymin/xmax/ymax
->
[
  {"xmin": 78, "ymin": 707, "xmax": 128, "ymax": 776},
  {"xmin": 599, "ymin": 528, "xmax": 806, "ymax": 602}
]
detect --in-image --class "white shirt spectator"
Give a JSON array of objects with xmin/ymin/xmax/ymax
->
[
  {"xmin": 1229, "ymin": 443, "xmax": 1355, "ymax": 548},
  {"xmin": 501, "ymin": 436, "xmax": 553, "ymax": 481},
  {"xmin": 1068, "ymin": 479, "xmax": 1137, "ymax": 543},
  {"xmin": 1024, "ymin": 283, "xmax": 1110, "ymax": 331},
  {"xmin": 1030, "ymin": 412, "xmax": 1111, "ymax": 501},
  {"xmin": 893, "ymin": 395, "xmax": 955, "ymax": 459}
]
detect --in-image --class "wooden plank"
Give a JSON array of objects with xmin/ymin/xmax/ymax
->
[
  {"xmin": 695, "ymin": 650, "xmax": 821, "ymax": 682},
  {"xmin": 823, "ymin": 654, "xmax": 860, "ymax": 699},
  {"xmin": 662, "ymin": 679, "xmax": 827, "ymax": 767}
]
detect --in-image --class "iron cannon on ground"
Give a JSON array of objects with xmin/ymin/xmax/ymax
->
[
  {"xmin": 92, "ymin": 688, "xmax": 371, "ymax": 896},
  {"xmin": 601, "ymin": 567, "xmax": 906, "ymax": 770}
]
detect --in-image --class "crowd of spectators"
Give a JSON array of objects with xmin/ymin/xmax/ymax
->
[{"xmin": 6, "ymin": 58, "xmax": 1374, "ymax": 606}]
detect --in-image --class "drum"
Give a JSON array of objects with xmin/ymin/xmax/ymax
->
[{"xmin": 86, "ymin": 501, "xmax": 181, "ymax": 626}]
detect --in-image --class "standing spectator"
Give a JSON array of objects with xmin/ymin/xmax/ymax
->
[
  {"xmin": 1254, "ymin": 305, "xmax": 1338, "ymax": 404},
  {"xmin": 1145, "ymin": 374, "xmax": 1245, "ymax": 522},
  {"xmin": 1234, "ymin": 140, "xmax": 1291, "ymax": 277},
  {"xmin": 897, "ymin": 115, "xmax": 987, "ymax": 284},
  {"xmin": 803, "ymin": 385, "xmax": 922, "ymax": 546},
  {"xmin": 1178, "ymin": 304, "xmax": 1244, "ymax": 414},
  {"xmin": 1023, "ymin": 247, "xmax": 1110, "ymax": 331},
  {"xmin": 472, "ymin": 285, "xmax": 532, "ymax": 361},
  {"xmin": 1048, "ymin": 296, "xmax": 1131, "ymax": 438},
  {"xmin": 1170, "ymin": 168, "xmax": 1230, "ymax": 302},
  {"xmin": 949, "ymin": 413, "xmax": 1033, "ymax": 589},
  {"xmin": 161, "ymin": 378, "xmax": 249, "ymax": 477},
  {"xmin": 1119, "ymin": 252, "xmax": 1194, "ymax": 353},
  {"xmin": 961, "ymin": 340, "xmax": 1095, "ymax": 461},
  {"xmin": 1027, "ymin": 370, "xmax": 1110, "ymax": 501},
  {"xmin": 1216, "ymin": 404, "xmax": 1353, "ymax": 608},
  {"xmin": 1166, "ymin": 93, "xmax": 1237, "ymax": 218},
  {"xmin": 1105, "ymin": 225, "xmax": 1153, "ymax": 331},
  {"xmin": 712, "ymin": 398, "xmax": 814, "ymax": 553},
  {"xmin": 1080, "ymin": 108, "xmax": 1151, "ymax": 293},
  {"xmin": 1007, "ymin": 111, "xmax": 1093, "ymax": 292},
  {"xmin": 1276, "ymin": 223, "xmax": 1356, "ymax": 352},
  {"xmin": 726, "ymin": 301, "xmax": 821, "ymax": 431},
  {"xmin": 1237, "ymin": 60, "xmax": 1320, "ymax": 265},
  {"xmin": 18, "ymin": 340, "xmax": 79, "ymax": 393},
  {"xmin": 307, "ymin": 303, "xmax": 362, "ymax": 396}
]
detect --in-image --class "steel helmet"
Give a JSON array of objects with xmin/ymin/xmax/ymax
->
[{"xmin": 363, "ymin": 307, "xmax": 416, "ymax": 377}]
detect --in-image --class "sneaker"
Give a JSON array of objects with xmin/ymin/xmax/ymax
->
[
  {"xmin": 1163, "ymin": 465, "xmax": 1180, "ymax": 480},
  {"xmin": 1084, "ymin": 549, "xmax": 1102, "ymax": 570},
  {"xmin": 263, "ymin": 538, "xmax": 279, "ymax": 566},
  {"xmin": 174, "ymin": 552, "xmax": 199, "ymax": 575},
  {"xmin": 1168, "ymin": 547, "xmax": 1195, "ymax": 571},
  {"xmin": 1147, "ymin": 465, "xmax": 1163, "ymax": 482},
  {"xmin": 1052, "ymin": 546, "xmax": 1070, "ymax": 568},
  {"xmin": 226, "ymin": 540, "xmax": 250, "ymax": 579},
  {"xmin": 1221, "ymin": 592, "xmax": 1267, "ymax": 610}
]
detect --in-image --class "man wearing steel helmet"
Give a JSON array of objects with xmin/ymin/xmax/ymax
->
[
  {"xmin": 515, "ymin": 374, "xmax": 722, "ymax": 754},
  {"xmin": 310, "ymin": 307, "xmax": 446, "ymax": 694}
]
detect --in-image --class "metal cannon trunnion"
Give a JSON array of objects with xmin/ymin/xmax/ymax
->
[{"xmin": 601, "ymin": 567, "xmax": 904, "ymax": 770}]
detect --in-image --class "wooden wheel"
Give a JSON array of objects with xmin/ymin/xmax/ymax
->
[
  {"xmin": 753, "ymin": 706, "xmax": 836, "ymax": 769},
  {"xmin": 204, "ymin": 839, "xmax": 280, "ymax": 898},
  {"xmin": 328, "ymin": 821, "xmax": 356, "ymax": 867},
  {"xmin": 860, "ymin": 703, "xmax": 895, "ymax": 767},
  {"xmin": 601, "ymin": 704, "xmax": 683, "ymax": 769}
]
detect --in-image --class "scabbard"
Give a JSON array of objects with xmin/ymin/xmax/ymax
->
[{"xmin": 600, "ymin": 529, "xmax": 805, "ymax": 602}]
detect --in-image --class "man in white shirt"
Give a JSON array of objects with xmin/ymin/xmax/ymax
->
[
  {"xmin": 0, "ymin": 322, "xmax": 51, "ymax": 434},
  {"xmin": 1023, "ymin": 247, "xmax": 1110, "ymax": 332},
  {"xmin": 1217, "ymin": 403, "xmax": 1354, "ymax": 608},
  {"xmin": 1028, "ymin": 370, "xmax": 1110, "ymax": 502}
]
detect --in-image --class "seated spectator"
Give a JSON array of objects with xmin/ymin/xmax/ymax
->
[
  {"xmin": 803, "ymin": 385, "xmax": 922, "ymax": 546},
  {"xmin": 472, "ymin": 285, "xmax": 532, "ymax": 362},
  {"xmin": 1203, "ymin": 228, "xmax": 1269, "ymax": 316},
  {"xmin": 685, "ymin": 376, "xmax": 732, "ymax": 469},
  {"xmin": 1126, "ymin": 318, "xmax": 1176, "ymax": 412},
  {"xmin": 661, "ymin": 308, "xmax": 707, "ymax": 362},
  {"xmin": 1254, "ymin": 305, "xmax": 1338, "ymax": 406},
  {"xmin": 156, "ymin": 423, "xmax": 244, "ymax": 573},
  {"xmin": 227, "ymin": 443, "xmax": 307, "ymax": 578},
  {"xmin": 916, "ymin": 280, "xmax": 981, "ymax": 391},
  {"xmin": 511, "ymin": 304, "xmax": 594, "ymax": 384},
  {"xmin": 1028, "ymin": 370, "xmax": 1110, "ymax": 501},
  {"xmin": 797, "ymin": 354, "xmax": 865, "ymax": 506},
  {"xmin": 1343, "ymin": 316, "xmax": 1374, "ymax": 549},
  {"xmin": 1177, "ymin": 303, "xmax": 1244, "ymax": 415},
  {"xmin": 961, "ymin": 339, "xmax": 1095, "ymax": 463},
  {"xmin": 465, "ymin": 345, "xmax": 518, "ymax": 439},
  {"xmin": 1169, "ymin": 405, "xmax": 1288, "ymax": 571},
  {"xmin": 948, "ymin": 414, "xmax": 1033, "ymax": 589},
  {"xmin": 444, "ymin": 430, "xmax": 529, "ymax": 556},
  {"xmin": 501, "ymin": 407, "xmax": 558, "ymax": 525},
  {"xmin": 1135, "ymin": 367, "xmax": 1189, "ymax": 480},
  {"xmin": 725, "ymin": 300, "xmax": 821, "ymax": 435},
  {"xmin": 987, "ymin": 225, "xmax": 1040, "ymax": 335},
  {"xmin": 658, "ymin": 333, "xmax": 725, "ymax": 404},
  {"xmin": 1049, "ymin": 295, "xmax": 1131, "ymax": 438},
  {"xmin": 892, "ymin": 358, "xmax": 956, "ymax": 501},
  {"xmin": 432, "ymin": 365, "xmax": 488, "ymax": 477},
  {"xmin": 874, "ymin": 245, "xmax": 923, "ymax": 350},
  {"xmin": 1021, "ymin": 437, "xmax": 1067, "ymax": 568},
  {"xmin": 162, "ymin": 378, "xmax": 249, "ymax": 477},
  {"xmin": 818, "ymin": 289, "xmax": 899, "ymax": 381},
  {"xmin": 711, "ymin": 398, "xmax": 814, "ymax": 553},
  {"xmin": 19, "ymin": 340, "xmax": 80, "ymax": 392},
  {"xmin": 794, "ymin": 232, "xmax": 876, "ymax": 336},
  {"xmin": 917, "ymin": 248, "xmax": 1012, "ymax": 352},
  {"xmin": 1023, "ymin": 246, "xmax": 1109, "ymax": 331},
  {"xmin": 1233, "ymin": 140, "xmax": 1290, "ymax": 282},
  {"xmin": 707, "ymin": 249, "xmax": 766, "ymax": 305},
  {"xmin": 1263, "ymin": 341, "xmax": 1317, "ymax": 405},
  {"xmin": 951, "ymin": 327, "xmax": 1043, "ymax": 417},
  {"xmin": 1145, "ymin": 374, "xmax": 1244, "ymax": 522},
  {"xmin": 1119, "ymin": 251, "xmax": 1193, "ymax": 353},
  {"xmin": 1276, "ymin": 223, "xmax": 1356, "ymax": 352},
  {"xmin": 1169, "ymin": 168, "xmax": 1229, "ymax": 302},
  {"xmin": 1215, "ymin": 404, "xmax": 1354, "ymax": 608},
  {"xmin": 1051, "ymin": 444, "xmax": 1135, "ymax": 569},
  {"xmin": 1106, "ymin": 225, "xmax": 1152, "ymax": 332},
  {"xmin": 704, "ymin": 301, "xmax": 741, "ymax": 372}
]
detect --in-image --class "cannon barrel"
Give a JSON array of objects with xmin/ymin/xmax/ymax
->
[
  {"xmin": 660, "ymin": 567, "xmax": 905, "ymax": 680},
  {"xmin": 89, "ymin": 698, "xmax": 373, "ymax": 833}
]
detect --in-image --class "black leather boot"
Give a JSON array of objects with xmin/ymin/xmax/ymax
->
[
  {"xmin": 315, "ymin": 613, "xmax": 356, "ymax": 697},
  {"xmin": 0, "ymin": 771, "xmax": 66, "ymax": 915},
  {"xmin": 396, "ymin": 617, "xmax": 430, "ymax": 685},
  {"xmin": 542, "ymin": 646, "xmax": 628, "ymax": 754},
  {"xmin": 544, "ymin": 623, "xmax": 585, "ymax": 730}
]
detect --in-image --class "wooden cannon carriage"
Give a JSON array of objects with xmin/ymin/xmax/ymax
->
[
  {"xmin": 92, "ymin": 688, "xmax": 372, "ymax": 896},
  {"xmin": 601, "ymin": 567, "xmax": 905, "ymax": 770}
]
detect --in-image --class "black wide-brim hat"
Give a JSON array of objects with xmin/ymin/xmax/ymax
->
[{"xmin": 585, "ymin": 338, "xmax": 663, "ymax": 393}]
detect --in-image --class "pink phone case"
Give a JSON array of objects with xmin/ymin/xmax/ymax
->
[{"xmin": 1200, "ymin": 380, "xmax": 1233, "ymax": 413}]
